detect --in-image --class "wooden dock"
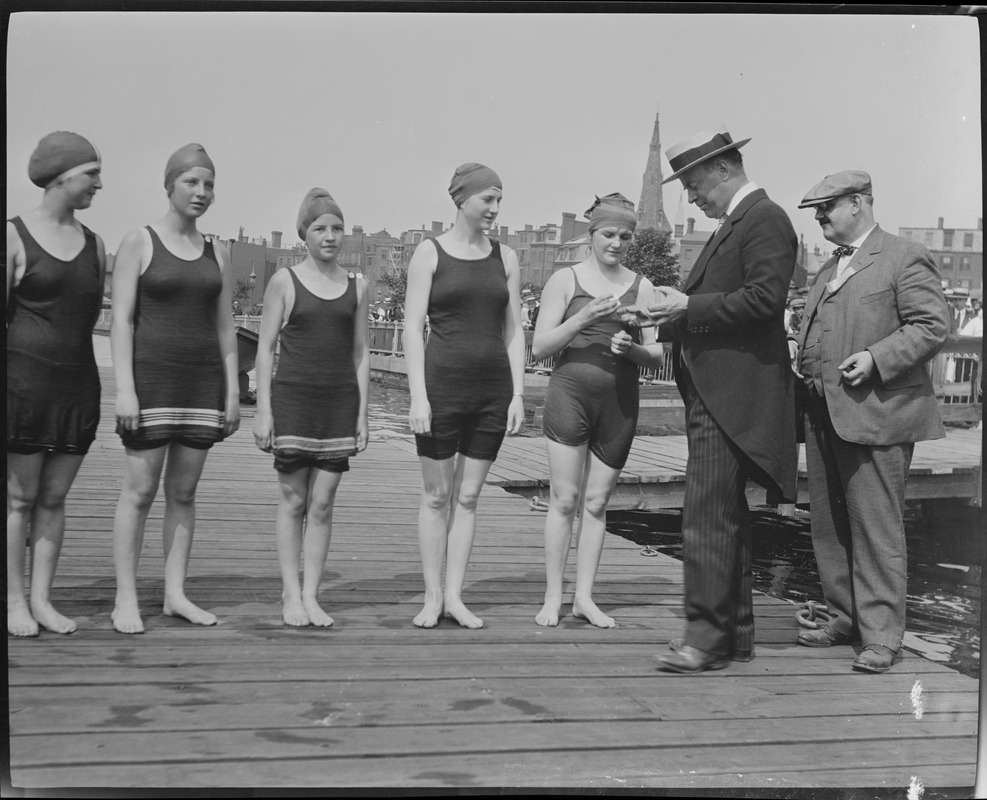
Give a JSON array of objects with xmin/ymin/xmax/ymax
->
[
  {"xmin": 5, "ymin": 356, "xmax": 980, "ymax": 791},
  {"xmin": 475, "ymin": 427, "xmax": 984, "ymax": 511}
]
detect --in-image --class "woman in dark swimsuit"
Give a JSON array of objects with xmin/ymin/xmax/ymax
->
[
  {"xmin": 532, "ymin": 194, "xmax": 663, "ymax": 628},
  {"xmin": 253, "ymin": 188, "xmax": 370, "ymax": 628},
  {"xmin": 7, "ymin": 131, "xmax": 106, "ymax": 637},
  {"xmin": 109, "ymin": 143, "xmax": 240, "ymax": 634},
  {"xmin": 403, "ymin": 163, "xmax": 526, "ymax": 629}
]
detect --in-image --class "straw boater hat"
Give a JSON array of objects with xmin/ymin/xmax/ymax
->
[{"xmin": 662, "ymin": 124, "xmax": 751, "ymax": 185}]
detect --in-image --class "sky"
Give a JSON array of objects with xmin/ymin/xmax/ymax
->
[{"xmin": 5, "ymin": 8, "xmax": 983, "ymax": 256}]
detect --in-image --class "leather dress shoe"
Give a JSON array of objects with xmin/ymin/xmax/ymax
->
[
  {"xmin": 669, "ymin": 638, "xmax": 754, "ymax": 662},
  {"xmin": 852, "ymin": 644, "xmax": 901, "ymax": 674},
  {"xmin": 655, "ymin": 644, "xmax": 729, "ymax": 674},
  {"xmin": 797, "ymin": 626, "xmax": 853, "ymax": 648}
]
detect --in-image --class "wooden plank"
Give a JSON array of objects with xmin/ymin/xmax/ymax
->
[{"xmin": 5, "ymin": 340, "xmax": 979, "ymax": 791}]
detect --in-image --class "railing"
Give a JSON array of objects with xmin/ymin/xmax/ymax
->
[
  {"xmin": 933, "ymin": 334, "xmax": 983, "ymax": 422},
  {"xmin": 369, "ymin": 323, "xmax": 678, "ymax": 382},
  {"xmin": 233, "ymin": 314, "xmax": 262, "ymax": 333},
  {"xmin": 93, "ymin": 314, "xmax": 982, "ymax": 410}
]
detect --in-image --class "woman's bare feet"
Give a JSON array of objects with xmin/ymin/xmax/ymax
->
[
  {"xmin": 572, "ymin": 599, "xmax": 615, "ymax": 629},
  {"xmin": 282, "ymin": 595, "xmax": 310, "ymax": 627},
  {"xmin": 163, "ymin": 595, "xmax": 217, "ymax": 627},
  {"xmin": 535, "ymin": 598, "xmax": 563, "ymax": 627},
  {"xmin": 443, "ymin": 598, "xmax": 483, "ymax": 629},
  {"xmin": 413, "ymin": 598, "xmax": 443, "ymax": 629},
  {"xmin": 302, "ymin": 597, "xmax": 334, "ymax": 628},
  {"xmin": 7, "ymin": 600, "xmax": 39, "ymax": 637},
  {"xmin": 30, "ymin": 599, "xmax": 77, "ymax": 634},
  {"xmin": 111, "ymin": 601, "xmax": 145, "ymax": 635}
]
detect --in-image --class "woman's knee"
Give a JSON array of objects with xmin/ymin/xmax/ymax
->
[
  {"xmin": 32, "ymin": 483, "xmax": 73, "ymax": 513},
  {"xmin": 582, "ymin": 489, "xmax": 612, "ymax": 519},
  {"xmin": 164, "ymin": 483, "xmax": 198, "ymax": 507},
  {"xmin": 549, "ymin": 485, "xmax": 581, "ymax": 517},
  {"xmin": 421, "ymin": 482, "xmax": 453, "ymax": 511},
  {"xmin": 454, "ymin": 483, "xmax": 484, "ymax": 513},
  {"xmin": 306, "ymin": 493, "xmax": 337, "ymax": 525},
  {"xmin": 120, "ymin": 475, "xmax": 160, "ymax": 513}
]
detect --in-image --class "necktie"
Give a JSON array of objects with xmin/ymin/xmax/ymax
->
[
  {"xmin": 714, "ymin": 214, "xmax": 728, "ymax": 234},
  {"xmin": 833, "ymin": 244, "xmax": 856, "ymax": 259}
]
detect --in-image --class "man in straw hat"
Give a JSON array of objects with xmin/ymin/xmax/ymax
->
[
  {"xmin": 793, "ymin": 170, "xmax": 948, "ymax": 673},
  {"xmin": 945, "ymin": 286, "xmax": 973, "ymax": 333},
  {"xmin": 638, "ymin": 124, "xmax": 799, "ymax": 673}
]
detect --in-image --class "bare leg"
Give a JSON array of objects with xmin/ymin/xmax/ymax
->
[
  {"xmin": 111, "ymin": 446, "xmax": 167, "ymax": 634},
  {"xmin": 275, "ymin": 467, "xmax": 311, "ymax": 626},
  {"xmin": 28, "ymin": 452, "xmax": 86, "ymax": 633},
  {"xmin": 535, "ymin": 440, "xmax": 587, "ymax": 627},
  {"xmin": 442, "ymin": 454, "xmax": 493, "ymax": 629},
  {"xmin": 300, "ymin": 467, "xmax": 343, "ymax": 627},
  {"xmin": 570, "ymin": 452, "xmax": 622, "ymax": 629},
  {"xmin": 160, "ymin": 444, "xmax": 216, "ymax": 627},
  {"xmin": 8, "ymin": 453, "xmax": 45, "ymax": 637},
  {"xmin": 414, "ymin": 455, "xmax": 455, "ymax": 628}
]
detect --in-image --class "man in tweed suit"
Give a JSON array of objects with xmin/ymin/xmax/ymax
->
[
  {"xmin": 795, "ymin": 170, "xmax": 949, "ymax": 673},
  {"xmin": 640, "ymin": 125, "xmax": 798, "ymax": 673}
]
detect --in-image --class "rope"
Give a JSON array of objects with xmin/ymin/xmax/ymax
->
[
  {"xmin": 795, "ymin": 600, "xmax": 835, "ymax": 629},
  {"xmin": 529, "ymin": 496, "xmax": 550, "ymax": 512}
]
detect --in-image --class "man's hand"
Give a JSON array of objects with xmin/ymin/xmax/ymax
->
[
  {"xmin": 838, "ymin": 350, "xmax": 875, "ymax": 387},
  {"xmin": 646, "ymin": 286, "xmax": 689, "ymax": 326}
]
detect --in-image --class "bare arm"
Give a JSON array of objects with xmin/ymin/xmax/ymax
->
[
  {"xmin": 353, "ymin": 273, "xmax": 371, "ymax": 452},
  {"xmin": 613, "ymin": 277, "xmax": 664, "ymax": 368},
  {"xmin": 403, "ymin": 239, "xmax": 437, "ymax": 435},
  {"xmin": 110, "ymin": 228, "xmax": 146, "ymax": 432},
  {"xmin": 94, "ymin": 234, "xmax": 108, "ymax": 302},
  {"xmin": 531, "ymin": 267, "xmax": 621, "ymax": 361},
  {"xmin": 6, "ymin": 221, "xmax": 26, "ymax": 309},
  {"xmin": 213, "ymin": 240, "xmax": 240, "ymax": 436},
  {"xmin": 500, "ymin": 245, "xmax": 527, "ymax": 434},
  {"xmin": 252, "ymin": 270, "xmax": 288, "ymax": 452}
]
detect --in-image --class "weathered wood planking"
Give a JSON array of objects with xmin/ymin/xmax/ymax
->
[
  {"xmin": 490, "ymin": 427, "xmax": 982, "ymax": 509},
  {"xmin": 5, "ymin": 356, "xmax": 978, "ymax": 791}
]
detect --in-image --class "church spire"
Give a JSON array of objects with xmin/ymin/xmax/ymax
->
[{"xmin": 637, "ymin": 105, "xmax": 672, "ymax": 234}]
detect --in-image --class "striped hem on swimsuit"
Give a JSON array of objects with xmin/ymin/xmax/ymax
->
[
  {"xmin": 273, "ymin": 434, "xmax": 357, "ymax": 458},
  {"xmin": 139, "ymin": 407, "xmax": 225, "ymax": 438}
]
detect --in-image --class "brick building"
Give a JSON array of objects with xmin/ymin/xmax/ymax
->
[{"xmin": 898, "ymin": 217, "xmax": 983, "ymax": 298}]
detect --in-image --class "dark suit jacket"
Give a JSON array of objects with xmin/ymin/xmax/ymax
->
[
  {"xmin": 949, "ymin": 308, "xmax": 972, "ymax": 334},
  {"xmin": 796, "ymin": 225, "xmax": 949, "ymax": 446},
  {"xmin": 668, "ymin": 188, "xmax": 798, "ymax": 499}
]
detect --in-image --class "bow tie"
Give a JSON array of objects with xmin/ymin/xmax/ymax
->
[{"xmin": 833, "ymin": 245, "xmax": 856, "ymax": 259}]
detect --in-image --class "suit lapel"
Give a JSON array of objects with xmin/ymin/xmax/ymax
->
[
  {"xmin": 799, "ymin": 259, "xmax": 836, "ymax": 345},
  {"xmin": 683, "ymin": 189, "xmax": 767, "ymax": 294},
  {"xmin": 823, "ymin": 225, "xmax": 884, "ymax": 298}
]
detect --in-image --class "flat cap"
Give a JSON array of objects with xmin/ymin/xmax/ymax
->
[{"xmin": 798, "ymin": 170, "xmax": 872, "ymax": 208}]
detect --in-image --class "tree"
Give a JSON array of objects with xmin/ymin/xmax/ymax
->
[
  {"xmin": 623, "ymin": 228, "xmax": 679, "ymax": 289},
  {"xmin": 384, "ymin": 266, "xmax": 407, "ymax": 308},
  {"xmin": 233, "ymin": 277, "xmax": 254, "ymax": 310}
]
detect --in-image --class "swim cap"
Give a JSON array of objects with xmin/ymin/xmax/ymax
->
[
  {"xmin": 164, "ymin": 143, "xmax": 215, "ymax": 191},
  {"xmin": 448, "ymin": 162, "xmax": 502, "ymax": 207},
  {"xmin": 296, "ymin": 187, "xmax": 344, "ymax": 238},
  {"xmin": 585, "ymin": 192, "xmax": 637, "ymax": 234},
  {"xmin": 28, "ymin": 131, "xmax": 101, "ymax": 188}
]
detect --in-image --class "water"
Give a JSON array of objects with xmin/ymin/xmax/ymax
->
[
  {"xmin": 370, "ymin": 375, "xmax": 982, "ymax": 679},
  {"xmin": 606, "ymin": 503, "xmax": 982, "ymax": 679},
  {"xmin": 369, "ymin": 376, "xmax": 545, "ymax": 438}
]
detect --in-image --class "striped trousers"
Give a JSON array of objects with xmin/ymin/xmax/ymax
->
[{"xmin": 679, "ymin": 368, "xmax": 756, "ymax": 658}]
